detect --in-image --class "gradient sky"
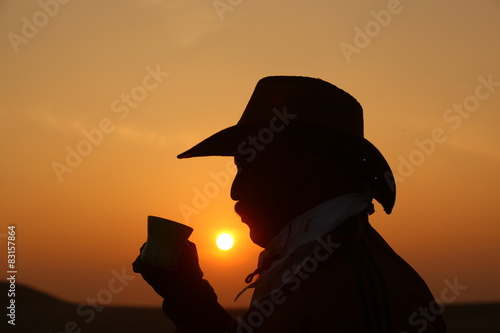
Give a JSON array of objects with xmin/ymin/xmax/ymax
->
[{"xmin": 1, "ymin": 0, "xmax": 499, "ymax": 310}]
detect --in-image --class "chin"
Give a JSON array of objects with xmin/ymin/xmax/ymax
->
[
  {"xmin": 235, "ymin": 208, "xmax": 267, "ymax": 247},
  {"xmin": 249, "ymin": 229, "xmax": 269, "ymax": 248},
  {"xmin": 235, "ymin": 201, "xmax": 282, "ymax": 247},
  {"xmin": 245, "ymin": 216, "xmax": 279, "ymax": 247}
]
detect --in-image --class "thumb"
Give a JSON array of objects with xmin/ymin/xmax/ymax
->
[{"xmin": 132, "ymin": 243, "xmax": 147, "ymax": 273}]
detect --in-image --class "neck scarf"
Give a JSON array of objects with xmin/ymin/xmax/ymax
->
[{"xmin": 235, "ymin": 192, "xmax": 372, "ymax": 302}]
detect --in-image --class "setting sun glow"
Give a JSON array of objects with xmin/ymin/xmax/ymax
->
[
  {"xmin": 1, "ymin": 1, "xmax": 499, "ymax": 312},
  {"xmin": 216, "ymin": 233, "xmax": 235, "ymax": 251}
]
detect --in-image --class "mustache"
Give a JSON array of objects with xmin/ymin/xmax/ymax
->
[
  {"xmin": 234, "ymin": 201, "xmax": 256, "ymax": 223},
  {"xmin": 234, "ymin": 201, "xmax": 246, "ymax": 216}
]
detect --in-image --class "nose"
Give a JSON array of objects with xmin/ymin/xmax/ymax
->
[{"xmin": 230, "ymin": 164, "xmax": 246, "ymax": 201}]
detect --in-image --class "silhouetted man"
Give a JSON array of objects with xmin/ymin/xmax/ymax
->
[{"xmin": 133, "ymin": 76, "xmax": 447, "ymax": 332}]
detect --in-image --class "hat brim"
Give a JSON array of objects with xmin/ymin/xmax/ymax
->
[
  {"xmin": 177, "ymin": 121, "xmax": 396, "ymax": 214},
  {"xmin": 177, "ymin": 123, "xmax": 259, "ymax": 159}
]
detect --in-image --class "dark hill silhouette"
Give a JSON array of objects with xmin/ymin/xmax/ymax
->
[
  {"xmin": 2, "ymin": 281, "xmax": 77, "ymax": 332},
  {"xmin": 1, "ymin": 282, "xmax": 499, "ymax": 332},
  {"xmin": 0, "ymin": 281, "xmax": 173, "ymax": 332},
  {"xmin": 2, "ymin": 280, "xmax": 71, "ymax": 308}
]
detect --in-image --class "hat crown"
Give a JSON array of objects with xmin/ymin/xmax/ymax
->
[{"xmin": 237, "ymin": 76, "xmax": 364, "ymax": 137}]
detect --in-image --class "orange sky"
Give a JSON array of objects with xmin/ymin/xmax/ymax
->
[{"xmin": 1, "ymin": 0, "xmax": 499, "ymax": 311}]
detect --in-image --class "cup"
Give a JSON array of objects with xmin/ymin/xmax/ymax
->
[{"xmin": 141, "ymin": 216, "xmax": 194, "ymax": 270}]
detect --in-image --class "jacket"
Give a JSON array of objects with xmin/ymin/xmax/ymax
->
[{"xmin": 233, "ymin": 215, "xmax": 447, "ymax": 333}]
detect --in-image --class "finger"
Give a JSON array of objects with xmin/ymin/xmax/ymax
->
[
  {"xmin": 139, "ymin": 242, "xmax": 146, "ymax": 253},
  {"xmin": 132, "ymin": 243, "xmax": 148, "ymax": 273},
  {"xmin": 132, "ymin": 254, "xmax": 145, "ymax": 273}
]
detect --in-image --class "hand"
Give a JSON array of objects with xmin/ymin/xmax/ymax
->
[
  {"xmin": 132, "ymin": 241, "xmax": 207, "ymax": 304},
  {"xmin": 132, "ymin": 241, "xmax": 234, "ymax": 331}
]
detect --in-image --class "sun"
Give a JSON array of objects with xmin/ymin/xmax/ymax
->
[{"xmin": 216, "ymin": 233, "xmax": 234, "ymax": 251}]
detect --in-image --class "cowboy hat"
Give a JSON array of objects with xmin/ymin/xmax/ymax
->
[{"xmin": 177, "ymin": 76, "xmax": 396, "ymax": 214}]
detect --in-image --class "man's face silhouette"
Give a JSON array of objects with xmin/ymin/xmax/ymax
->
[
  {"xmin": 231, "ymin": 145, "xmax": 292, "ymax": 247},
  {"xmin": 230, "ymin": 142, "xmax": 365, "ymax": 247}
]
